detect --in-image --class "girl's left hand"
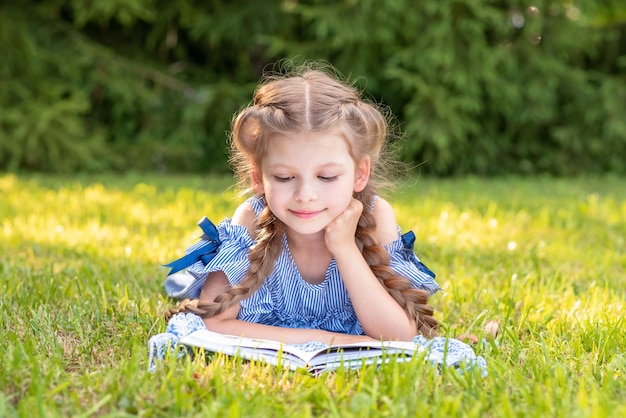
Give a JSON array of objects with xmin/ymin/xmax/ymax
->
[{"xmin": 324, "ymin": 198, "xmax": 363, "ymax": 257}]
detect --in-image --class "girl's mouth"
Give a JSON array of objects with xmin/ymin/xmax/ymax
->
[{"xmin": 290, "ymin": 210, "xmax": 323, "ymax": 219}]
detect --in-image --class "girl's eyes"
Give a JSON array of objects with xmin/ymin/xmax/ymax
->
[{"xmin": 272, "ymin": 175, "xmax": 338, "ymax": 182}]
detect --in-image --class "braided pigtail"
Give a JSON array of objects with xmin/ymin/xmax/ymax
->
[
  {"xmin": 165, "ymin": 206, "xmax": 283, "ymax": 321},
  {"xmin": 356, "ymin": 204, "xmax": 439, "ymax": 337}
]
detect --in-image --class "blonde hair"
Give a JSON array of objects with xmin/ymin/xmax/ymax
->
[{"xmin": 168, "ymin": 65, "xmax": 438, "ymax": 337}]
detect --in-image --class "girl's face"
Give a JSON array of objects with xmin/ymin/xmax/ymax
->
[{"xmin": 254, "ymin": 129, "xmax": 369, "ymax": 238}]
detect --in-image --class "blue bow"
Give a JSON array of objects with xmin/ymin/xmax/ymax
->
[
  {"xmin": 401, "ymin": 230, "xmax": 417, "ymax": 250},
  {"xmin": 401, "ymin": 231, "xmax": 436, "ymax": 279},
  {"xmin": 163, "ymin": 217, "xmax": 221, "ymax": 275}
]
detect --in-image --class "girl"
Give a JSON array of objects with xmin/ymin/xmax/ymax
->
[{"xmin": 149, "ymin": 65, "xmax": 486, "ymax": 373}]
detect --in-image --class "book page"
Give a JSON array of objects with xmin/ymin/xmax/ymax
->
[
  {"xmin": 180, "ymin": 329, "xmax": 421, "ymax": 371},
  {"xmin": 180, "ymin": 329, "xmax": 319, "ymax": 365}
]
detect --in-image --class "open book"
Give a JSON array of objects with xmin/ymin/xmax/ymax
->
[{"xmin": 180, "ymin": 329, "xmax": 425, "ymax": 374}]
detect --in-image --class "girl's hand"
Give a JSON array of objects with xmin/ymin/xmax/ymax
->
[{"xmin": 324, "ymin": 198, "xmax": 363, "ymax": 258}]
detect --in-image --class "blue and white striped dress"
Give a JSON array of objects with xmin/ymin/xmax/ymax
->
[
  {"xmin": 149, "ymin": 196, "xmax": 487, "ymax": 375},
  {"xmin": 168, "ymin": 195, "xmax": 440, "ymax": 334}
]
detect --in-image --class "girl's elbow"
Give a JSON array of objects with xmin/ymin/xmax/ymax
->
[
  {"xmin": 201, "ymin": 317, "xmax": 221, "ymax": 332},
  {"xmin": 389, "ymin": 329, "xmax": 416, "ymax": 342},
  {"xmin": 388, "ymin": 319, "xmax": 417, "ymax": 341},
  {"xmin": 368, "ymin": 324, "xmax": 416, "ymax": 342},
  {"xmin": 200, "ymin": 299, "xmax": 241, "ymax": 333}
]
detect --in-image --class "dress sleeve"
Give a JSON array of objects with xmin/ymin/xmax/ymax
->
[
  {"xmin": 384, "ymin": 229, "xmax": 441, "ymax": 296},
  {"xmin": 164, "ymin": 218, "xmax": 254, "ymax": 299}
]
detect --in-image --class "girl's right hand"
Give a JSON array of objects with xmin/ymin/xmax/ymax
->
[{"xmin": 324, "ymin": 198, "xmax": 363, "ymax": 258}]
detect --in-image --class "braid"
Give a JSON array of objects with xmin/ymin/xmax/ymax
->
[
  {"xmin": 165, "ymin": 205, "xmax": 283, "ymax": 321},
  {"xmin": 356, "ymin": 202, "xmax": 439, "ymax": 338}
]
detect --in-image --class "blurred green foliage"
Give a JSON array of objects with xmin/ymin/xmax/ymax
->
[{"xmin": 1, "ymin": 0, "xmax": 625, "ymax": 175}]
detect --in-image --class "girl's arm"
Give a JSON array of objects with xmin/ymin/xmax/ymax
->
[
  {"xmin": 198, "ymin": 271, "xmax": 377, "ymax": 345},
  {"xmin": 325, "ymin": 198, "xmax": 417, "ymax": 341}
]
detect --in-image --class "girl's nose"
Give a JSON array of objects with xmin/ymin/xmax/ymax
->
[{"xmin": 294, "ymin": 180, "xmax": 317, "ymax": 202}]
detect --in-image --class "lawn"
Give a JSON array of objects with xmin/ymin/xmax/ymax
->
[{"xmin": 1, "ymin": 173, "xmax": 624, "ymax": 417}]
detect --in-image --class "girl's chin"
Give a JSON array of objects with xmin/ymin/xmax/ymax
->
[{"xmin": 284, "ymin": 224, "xmax": 327, "ymax": 238}]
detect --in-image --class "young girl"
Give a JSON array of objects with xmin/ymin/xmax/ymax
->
[{"xmin": 149, "ymin": 65, "xmax": 486, "ymax": 373}]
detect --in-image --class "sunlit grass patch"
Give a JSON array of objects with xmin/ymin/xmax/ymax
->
[{"xmin": 1, "ymin": 173, "xmax": 625, "ymax": 417}]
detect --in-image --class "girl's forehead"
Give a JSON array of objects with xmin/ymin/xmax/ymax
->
[{"xmin": 261, "ymin": 131, "xmax": 355, "ymax": 166}]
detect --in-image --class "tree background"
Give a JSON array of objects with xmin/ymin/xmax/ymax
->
[{"xmin": 1, "ymin": 0, "xmax": 625, "ymax": 176}]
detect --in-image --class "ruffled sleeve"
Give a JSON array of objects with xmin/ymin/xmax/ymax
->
[
  {"xmin": 164, "ymin": 218, "xmax": 254, "ymax": 299},
  {"xmin": 384, "ymin": 230, "xmax": 441, "ymax": 296}
]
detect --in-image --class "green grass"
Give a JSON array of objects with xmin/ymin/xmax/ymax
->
[{"xmin": 1, "ymin": 173, "xmax": 625, "ymax": 417}]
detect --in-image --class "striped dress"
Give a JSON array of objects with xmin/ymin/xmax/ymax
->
[{"xmin": 167, "ymin": 195, "xmax": 440, "ymax": 335}]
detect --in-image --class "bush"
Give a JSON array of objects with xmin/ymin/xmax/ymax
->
[{"xmin": 1, "ymin": 0, "xmax": 625, "ymax": 175}]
